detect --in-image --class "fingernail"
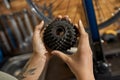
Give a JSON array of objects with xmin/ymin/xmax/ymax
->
[
  {"xmin": 51, "ymin": 50, "xmax": 57, "ymax": 54},
  {"xmin": 41, "ymin": 20, "xmax": 44, "ymax": 23},
  {"xmin": 79, "ymin": 20, "xmax": 81, "ymax": 23},
  {"xmin": 58, "ymin": 15, "xmax": 62, "ymax": 18}
]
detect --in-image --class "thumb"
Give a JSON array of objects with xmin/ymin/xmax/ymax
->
[{"xmin": 51, "ymin": 50, "xmax": 70, "ymax": 63}]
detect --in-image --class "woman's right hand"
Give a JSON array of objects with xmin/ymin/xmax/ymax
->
[{"xmin": 51, "ymin": 20, "xmax": 95, "ymax": 80}]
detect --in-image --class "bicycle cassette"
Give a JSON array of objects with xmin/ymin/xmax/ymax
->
[{"xmin": 43, "ymin": 18, "xmax": 78, "ymax": 51}]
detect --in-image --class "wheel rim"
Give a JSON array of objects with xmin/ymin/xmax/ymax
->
[{"xmin": 27, "ymin": 0, "xmax": 120, "ymax": 29}]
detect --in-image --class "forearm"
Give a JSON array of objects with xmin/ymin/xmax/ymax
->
[
  {"xmin": 76, "ymin": 75, "xmax": 95, "ymax": 80},
  {"xmin": 18, "ymin": 53, "xmax": 48, "ymax": 80},
  {"xmin": 76, "ymin": 71, "xmax": 95, "ymax": 80}
]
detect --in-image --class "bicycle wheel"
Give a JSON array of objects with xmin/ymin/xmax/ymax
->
[
  {"xmin": 27, "ymin": 0, "xmax": 120, "ymax": 30},
  {"xmin": 93, "ymin": 0, "xmax": 120, "ymax": 30}
]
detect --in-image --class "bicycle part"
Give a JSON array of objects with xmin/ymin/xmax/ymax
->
[
  {"xmin": 23, "ymin": 9, "xmax": 33, "ymax": 36},
  {"xmin": 83, "ymin": 0, "xmax": 111, "ymax": 79},
  {"xmin": 16, "ymin": 11, "xmax": 32, "ymax": 44},
  {"xmin": 0, "ymin": 15, "xmax": 17, "ymax": 49},
  {"xmin": 3, "ymin": 0, "xmax": 11, "ymax": 9},
  {"xmin": 16, "ymin": 12, "xmax": 28, "ymax": 41},
  {"xmin": 26, "ymin": 0, "xmax": 51, "ymax": 24},
  {"xmin": 8, "ymin": 14, "xmax": 24, "ymax": 49},
  {"xmin": 0, "ymin": 31, "xmax": 11, "ymax": 51},
  {"xmin": 26, "ymin": 0, "xmax": 120, "ymax": 30},
  {"xmin": 43, "ymin": 18, "xmax": 77, "ymax": 51},
  {"xmin": 29, "ymin": 13, "xmax": 39, "ymax": 27},
  {"xmin": 0, "ymin": 21, "xmax": 11, "ymax": 52},
  {"xmin": 98, "ymin": 10, "xmax": 120, "ymax": 29},
  {"xmin": 83, "ymin": 0, "xmax": 106, "ymax": 61}
]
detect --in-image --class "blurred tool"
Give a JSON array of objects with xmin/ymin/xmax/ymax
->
[
  {"xmin": 8, "ymin": 14, "xmax": 24, "ymax": 49},
  {"xmin": 29, "ymin": 13, "xmax": 39, "ymax": 27},
  {"xmin": 26, "ymin": 0, "xmax": 51, "ymax": 24},
  {"xmin": 0, "ymin": 15, "xmax": 17, "ymax": 49},
  {"xmin": 3, "ymin": 0, "xmax": 11, "ymax": 9},
  {"xmin": 0, "ymin": 18, "xmax": 10, "ymax": 56},
  {"xmin": 15, "ymin": 12, "xmax": 29, "ymax": 42},
  {"xmin": 0, "ymin": 31, "xmax": 11, "ymax": 52},
  {"xmin": 23, "ymin": 9, "xmax": 33, "ymax": 37}
]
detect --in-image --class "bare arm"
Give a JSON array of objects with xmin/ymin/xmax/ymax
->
[
  {"xmin": 18, "ymin": 16, "xmax": 95, "ymax": 80},
  {"xmin": 18, "ymin": 21, "xmax": 51, "ymax": 80},
  {"xmin": 18, "ymin": 53, "xmax": 48, "ymax": 80},
  {"xmin": 51, "ymin": 20, "xmax": 95, "ymax": 80}
]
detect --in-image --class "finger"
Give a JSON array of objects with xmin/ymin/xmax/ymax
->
[
  {"xmin": 63, "ymin": 15, "xmax": 71, "ymax": 22},
  {"xmin": 35, "ymin": 21, "xmax": 44, "ymax": 32},
  {"xmin": 34, "ymin": 21, "xmax": 44, "ymax": 34},
  {"xmin": 78, "ymin": 20, "xmax": 86, "ymax": 34},
  {"xmin": 51, "ymin": 50, "xmax": 70, "ymax": 63},
  {"xmin": 74, "ymin": 24, "xmax": 79, "ymax": 37},
  {"xmin": 57, "ymin": 15, "xmax": 62, "ymax": 19},
  {"xmin": 75, "ymin": 24, "xmax": 79, "ymax": 31},
  {"xmin": 75, "ymin": 24, "xmax": 78, "ymax": 28},
  {"xmin": 56, "ymin": 15, "xmax": 62, "ymax": 20},
  {"xmin": 77, "ymin": 20, "xmax": 89, "ymax": 46},
  {"xmin": 33, "ymin": 21, "xmax": 44, "ymax": 38}
]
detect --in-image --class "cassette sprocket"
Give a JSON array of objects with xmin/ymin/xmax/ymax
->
[{"xmin": 43, "ymin": 18, "xmax": 77, "ymax": 51}]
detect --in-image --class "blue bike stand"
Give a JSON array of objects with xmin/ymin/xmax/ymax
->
[
  {"xmin": 83, "ymin": 0, "xmax": 111, "ymax": 80},
  {"xmin": 83, "ymin": 0, "xmax": 105, "ymax": 61}
]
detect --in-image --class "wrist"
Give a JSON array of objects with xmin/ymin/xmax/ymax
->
[
  {"xmin": 76, "ymin": 75, "xmax": 95, "ymax": 80},
  {"xmin": 32, "ymin": 53, "xmax": 47, "ymax": 61},
  {"xmin": 75, "ymin": 72, "xmax": 95, "ymax": 80}
]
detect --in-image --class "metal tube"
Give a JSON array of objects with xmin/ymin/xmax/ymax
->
[
  {"xmin": 26, "ymin": 0, "xmax": 52, "ymax": 24},
  {"xmin": 30, "ymin": 13, "xmax": 39, "ymax": 27},
  {"xmin": 3, "ymin": 0, "xmax": 11, "ymax": 9},
  {"xmin": 83, "ymin": 0, "xmax": 111, "ymax": 77},
  {"xmin": 23, "ymin": 9, "xmax": 33, "ymax": 37},
  {"xmin": 0, "ymin": 15, "xmax": 17, "ymax": 49},
  {"xmin": 8, "ymin": 14, "xmax": 23, "ymax": 48},
  {"xmin": 0, "ymin": 31, "xmax": 11, "ymax": 51},
  {"xmin": 16, "ymin": 13, "xmax": 29, "ymax": 41},
  {"xmin": 83, "ymin": 0, "xmax": 105, "ymax": 61}
]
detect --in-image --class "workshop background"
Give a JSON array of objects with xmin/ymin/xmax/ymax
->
[{"xmin": 0, "ymin": 0, "xmax": 120, "ymax": 80}]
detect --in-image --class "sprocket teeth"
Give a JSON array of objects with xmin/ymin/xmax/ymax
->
[{"xmin": 43, "ymin": 18, "xmax": 77, "ymax": 52}]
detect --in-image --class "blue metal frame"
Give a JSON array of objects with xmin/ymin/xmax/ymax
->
[
  {"xmin": 83, "ymin": 0, "xmax": 100, "ymax": 42},
  {"xmin": 83, "ymin": 1, "xmax": 112, "ymax": 79},
  {"xmin": 83, "ymin": 0, "xmax": 105, "ymax": 62}
]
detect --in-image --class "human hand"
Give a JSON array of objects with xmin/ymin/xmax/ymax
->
[
  {"xmin": 51, "ymin": 20, "xmax": 95, "ymax": 80},
  {"xmin": 18, "ymin": 21, "xmax": 51, "ymax": 80},
  {"xmin": 32, "ymin": 21, "xmax": 51, "ymax": 61}
]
